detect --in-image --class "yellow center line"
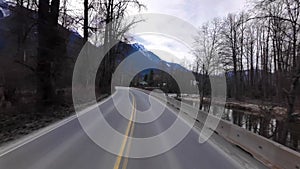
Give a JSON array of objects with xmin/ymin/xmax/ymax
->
[
  {"xmin": 122, "ymin": 97, "xmax": 136, "ymax": 169},
  {"xmin": 113, "ymin": 93, "xmax": 136, "ymax": 169}
]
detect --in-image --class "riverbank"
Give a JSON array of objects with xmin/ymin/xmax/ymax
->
[
  {"xmin": 181, "ymin": 97, "xmax": 300, "ymax": 121},
  {"xmin": 179, "ymin": 96, "xmax": 300, "ymax": 152}
]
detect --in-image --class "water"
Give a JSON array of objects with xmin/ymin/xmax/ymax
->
[{"xmin": 186, "ymin": 99, "xmax": 300, "ymax": 152}]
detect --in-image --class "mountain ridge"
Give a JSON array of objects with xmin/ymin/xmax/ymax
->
[{"xmin": 129, "ymin": 42, "xmax": 189, "ymax": 72}]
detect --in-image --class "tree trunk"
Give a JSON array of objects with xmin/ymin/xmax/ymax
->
[
  {"xmin": 84, "ymin": 0, "xmax": 88, "ymax": 41},
  {"xmin": 37, "ymin": 0, "xmax": 62, "ymax": 105},
  {"xmin": 50, "ymin": 0, "xmax": 60, "ymax": 26}
]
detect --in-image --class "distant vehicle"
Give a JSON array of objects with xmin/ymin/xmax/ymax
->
[{"xmin": 0, "ymin": 0, "xmax": 10, "ymax": 19}]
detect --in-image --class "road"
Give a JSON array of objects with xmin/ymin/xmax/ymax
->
[{"xmin": 0, "ymin": 88, "xmax": 267, "ymax": 169}]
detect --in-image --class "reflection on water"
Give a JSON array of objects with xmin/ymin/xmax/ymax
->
[{"xmin": 190, "ymin": 101, "xmax": 300, "ymax": 152}]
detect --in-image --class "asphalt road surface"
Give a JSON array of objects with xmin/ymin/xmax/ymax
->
[{"xmin": 0, "ymin": 88, "xmax": 267, "ymax": 169}]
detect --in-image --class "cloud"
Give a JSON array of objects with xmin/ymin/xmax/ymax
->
[
  {"xmin": 133, "ymin": 35, "xmax": 194, "ymax": 66},
  {"xmin": 136, "ymin": 0, "xmax": 246, "ymax": 25},
  {"xmin": 130, "ymin": 0, "xmax": 246, "ymax": 69}
]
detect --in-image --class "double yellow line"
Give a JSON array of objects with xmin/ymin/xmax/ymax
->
[{"xmin": 113, "ymin": 93, "xmax": 136, "ymax": 169}]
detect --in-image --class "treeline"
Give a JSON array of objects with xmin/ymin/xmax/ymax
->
[
  {"xmin": 130, "ymin": 69, "xmax": 180, "ymax": 94},
  {"xmin": 193, "ymin": 0, "xmax": 300, "ymax": 120}
]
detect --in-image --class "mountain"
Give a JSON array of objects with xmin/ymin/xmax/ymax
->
[{"xmin": 129, "ymin": 43, "xmax": 189, "ymax": 72}]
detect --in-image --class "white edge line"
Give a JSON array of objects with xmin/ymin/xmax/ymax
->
[{"xmin": 0, "ymin": 91, "xmax": 118, "ymax": 157}]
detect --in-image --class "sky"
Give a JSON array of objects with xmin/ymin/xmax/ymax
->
[
  {"xmin": 128, "ymin": 0, "xmax": 247, "ymax": 69},
  {"xmin": 69, "ymin": 0, "xmax": 247, "ymax": 69}
]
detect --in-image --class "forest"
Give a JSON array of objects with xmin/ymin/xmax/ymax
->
[{"xmin": 192, "ymin": 0, "xmax": 300, "ymax": 122}]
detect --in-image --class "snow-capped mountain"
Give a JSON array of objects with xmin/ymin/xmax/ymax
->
[{"xmin": 130, "ymin": 43, "xmax": 189, "ymax": 72}]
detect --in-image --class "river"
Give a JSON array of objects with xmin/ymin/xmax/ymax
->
[{"xmin": 183, "ymin": 99, "xmax": 300, "ymax": 152}]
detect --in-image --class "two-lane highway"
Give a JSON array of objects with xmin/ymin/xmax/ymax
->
[{"xmin": 0, "ymin": 88, "xmax": 267, "ymax": 169}]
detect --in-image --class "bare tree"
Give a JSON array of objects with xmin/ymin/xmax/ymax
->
[
  {"xmin": 219, "ymin": 14, "xmax": 240, "ymax": 99},
  {"xmin": 193, "ymin": 19, "xmax": 222, "ymax": 109},
  {"xmin": 93, "ymin": 0, "xmax": 145, "ymax": 92},
  {"xmin": 254, "ymin": 0, "xmax": 300, "ymax": 120}
]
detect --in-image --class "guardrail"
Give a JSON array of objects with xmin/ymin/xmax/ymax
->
[{"xmin": 150, "ymin": 91, "xmax": 300, "ymax": 169}]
